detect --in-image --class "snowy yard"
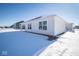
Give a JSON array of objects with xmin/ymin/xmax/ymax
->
[
  {"xmin": 0, "ymin": 29, "xmax": 54, "ymax": 56},
  {"xmin": 39, "ymin": 29, "xmax": 79, "ymax": 56},
  {"xmin": 0, "ymin": 29, "xmax": 79, "ymax": 56}
]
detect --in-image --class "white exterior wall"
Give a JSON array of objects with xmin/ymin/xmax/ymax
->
[
  {"xmin": 24, "ymin": 15, "xmax": 72, "ymax": 36},
  {"xmin": 54, "ymin": 16, "xmax": 66, "ymax": 36},
  {"xmin": 25, "ymin": 16, "xmax": 54, "ymax": 35}
]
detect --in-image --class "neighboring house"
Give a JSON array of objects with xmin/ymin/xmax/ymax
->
[
  {"xmin": 21, "ymin": 15, "xmax": 73, "ymax": 36},
  {"xmin": 20, "ymin": 22, "xmax": 26, "ymax": 29},
  {"xmin": 74, "ymin": 25, "xmax": 79, "ymax": 29},
  {"xmin": 65, "ymin": 22, "xmax": 73, "ymax": 31},
  {"xmin": 10, "ymin": 21, "xmax": 24, "ymax": 29},
  {"xmin": 0, "ymin": 26, "xmax": 3, "ymax": 29}
]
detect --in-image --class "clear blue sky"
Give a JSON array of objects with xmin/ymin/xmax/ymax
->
[{"xmin": 0, "ymin": 3, "xmax": 79, "ymax": 26}]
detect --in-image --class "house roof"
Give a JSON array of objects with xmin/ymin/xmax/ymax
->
[
  {"xmin": 26, "ymin": 15, "xmax": 57, "ymax": 22},
  {"xmin": 27, "ymin": 16, "xmax": 42, "ymax": 22},
  {"xmin": 24, "ymin": 15, "xmax": 71, "ymax": 25}
]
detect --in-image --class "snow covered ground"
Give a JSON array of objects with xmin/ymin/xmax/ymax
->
[
  {"xmin": 0, "ymin": 29, "xmax": 55, "ymax": 56},
  {"xmin": 0, "ymin": 29, "xmax": 79, "ymax": 56},
  {"xmin": 0, "ymin": 28, "xmax": 20, "ymax": 33},
  {"xmin": 39, "ymin": 29, "xmax": 79, "ymax": 56}
]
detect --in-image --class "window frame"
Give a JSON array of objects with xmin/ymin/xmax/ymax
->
[
  {"xmin": 43, "ymin": 21, "xmax": 47, "ymax": 30},
  {"xmin": 28, "ymin": 24, "xmax": 32, "ymax": 29},
  {"xmin": 39, "ymin": 21, "xmax": 47, "ymax": 30},
  {"xmin": 39, "ymin": 22, "xmax": 43, "ymax": 30}
]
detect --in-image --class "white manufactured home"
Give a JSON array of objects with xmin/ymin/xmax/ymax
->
[{"xmin": 21, "ymin": 15, "xmax": 73, "ymax": 36}]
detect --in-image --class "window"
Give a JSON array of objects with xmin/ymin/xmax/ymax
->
[
  {"xmin": 43, "ymin": 21, "xmax": 47, "ymax": 30},
  {"xmin": 43, "ymin": 21, "xmax": 47, "ymax": 26},
  {"xmin": 29, "ymin": 24, "xmax": 32, "ymax": 29},
  {"xmin": 43, "ymin": 26, "xmax": 47, "ymax": 30},
  {"xmin": 39, "ymin": 22, "xmax": 42, "ymax": 26},
  {"xmin": 39, "ymin": 21, "xmax": 47, "ymax": 30},
  {"xmin": 39, "ymin": 22, "xmax": 42, "ymax": 30},
  {"xmin": 28, "ymin": 24, "xmax": 32, "ymax": 29},
  {"xmin": 22, "ymin": 25, "xmax": 25, "ymax": 29},
  {"xmin": 28, "ymin": 24, "xmax": 29, "ymax": 29}
]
